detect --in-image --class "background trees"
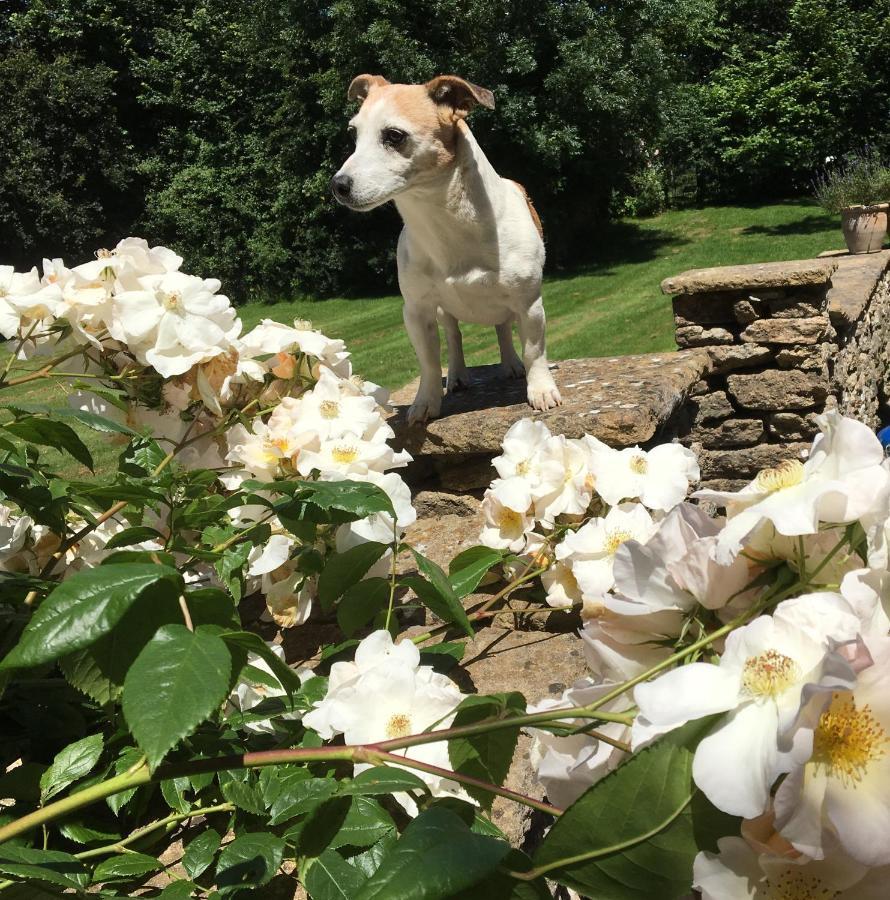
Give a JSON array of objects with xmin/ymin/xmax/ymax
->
[{"xmin": 1, "ymin": 0, "xmax": 888, "ymax": 299}]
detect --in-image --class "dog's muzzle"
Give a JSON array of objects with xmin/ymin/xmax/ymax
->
[{"xmin": 330, "ymin": 173, "xmax": 353, "ymax": 203}]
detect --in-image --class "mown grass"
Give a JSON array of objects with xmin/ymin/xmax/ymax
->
[
  {"xmin": 1, "ymin": 201, "xmax": 843, "ymax": 478},
  {"xmin": 240, "ymin": 200, "xmax": 841, "ymax": 388}
]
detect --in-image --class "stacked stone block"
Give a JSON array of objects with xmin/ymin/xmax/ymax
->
[{"xmin": 663, "ymin": 252, "xmax": 890, "ymax": 491}]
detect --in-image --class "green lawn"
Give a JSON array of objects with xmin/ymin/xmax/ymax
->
[
  {"xmin": 2, "ymin": 201, "xmax": 843, "ymax": 477},
  {"xmin": 241, "ymin": 200, "xmax": 841, "ymax": 389}
]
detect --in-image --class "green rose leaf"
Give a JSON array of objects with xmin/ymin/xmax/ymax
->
[
  {"xmin": 122, "ymin": 624, "xmax": 233, "ymax": 769},
  {"xmin": 0, "ymin": 845, "xmax": 89, "ymax": 890},
  {"xmin": 1, "ymin": 564, "xmax": 182, "ymax": 670},
  {"xmin": 531, "ymin": 717, "xmax": 735, "ymax": 899},
  {"xmin": 92, "ymin": 852, "xmax": 161, "ymax": 882},
  {"xmin": 40, "ymin": 733, "xmax": 104, "ymax": 803},
  {"xmin": 336, "ymin": 577, "xmax": 391, "ymax": 636},
  {"xmin": 354, "ymin": 807, "xmax": 510, "ymax": 900},
  {"xmin": 4, "ymin": 416, "xmax": 94, "ymax": 470},
  {"xmin": 182, "ymin": 828, "xmax": 221, "ymax": 880},
  {"xmin": 405, "ymin": 548, "xmax": 473, "ymax": 636},
  {"xmin": 305, "ymin": 849, "xmax": 369, "ymax": 900},
  {"xmin": 318, "ymin": 542, "xmax": 390, "ymax": 611},
  {"xmin": 448, "ymin": 546, "xmax": 506, "ymax": 598},
  {"xmin": 215, "ymin": 832, "xmax": 285, "ymax": 895},
  {"xmin": 448, "ymin": 692, "xmax": 527, "ymax": 809}
]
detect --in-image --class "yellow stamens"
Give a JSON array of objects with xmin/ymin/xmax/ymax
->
[
  {"xmin": 603, "ymin": 528, "xmax": 633, "ymax": 556},
  {"xmin": 516, "ymin": 460, "xmax": 531, "ymax": 477},
  {"xmin": 754, "ymin": 459, "xmax": 804, "ymax": 493},
  {"xmin": 629, "ymin": 454, "xmax": 648, "ymax": 475},
  {"xmin": 497, "ymin": 508, "xmax": 523, "ymax": 532},
  {"xmin": 385, "ymin": 713, "xmax": 412, "ymax": 738},
  {"xmin": 740, "ymin": 650, "xmax": 800, "ymax": 698},
  {"xmin": 332, "ymin": 444, "xmax": 358, "ymax": 464},
  {"xmin": 763, "ymin": 868, "xmax": 837, "ymax": 900},
  {"xmin": 319, "ymin": 399, "xmax": 340, "ymax": 420},
  {"xmin": 813, "ymin": 692, "xmax": 888, "ymax": 783},
  {"xmin": 161, "ymin": 290, "xmax": 182, "ymax": 311}
]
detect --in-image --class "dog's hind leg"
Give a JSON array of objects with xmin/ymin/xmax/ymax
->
[
  {"xmin": 496, "ymin": 318, "xmax": 525, "ymax": 379},
  {"xmin": 517, "ymin": 297, "xmax": 562, "ymax": 411},
  {"xmin": 439, "ymin": 310, "xmax": 472, "ymax": 393}
]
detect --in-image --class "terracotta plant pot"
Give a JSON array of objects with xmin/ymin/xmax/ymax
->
[{"xmin": 841, "ymin": 203, "xmax": 889, "ymax": 254}]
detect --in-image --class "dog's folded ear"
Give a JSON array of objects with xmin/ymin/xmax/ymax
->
[
  {"xmin": 426, "ymin": 75, "xmax": 495, "ymax": 118},
  {"xmin": 347, "ymin": 74, "xmax": 390, "ymax": 102}
]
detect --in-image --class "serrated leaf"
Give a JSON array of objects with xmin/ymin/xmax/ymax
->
[
  {"xmin": 2, "ymin": 404, "xmax": 135, "ymax": 435},
  {"xmin": 269, "ymin": 776, "xmax": 337, "ymax": 825},
  {"xmin": 406, "ymin": 549, "xmax": 473, "ymax": 636},
  {"xmin": 305, "ymin": 849, "xmax": 368, "ymax": 900},
  {"xmin": 318, "ymin": 542, "xmax": 389, "ymax": 611},
  {"xmin": 122, "ymin": 625, "xmax": 232, "ymax": 769},
  {"xmin": 354, "ymin": 807, "xmax": 510, "ymax": 900},
  {"xmin": 448, "ymin": 693, "xmax": 526, "ymax": 809},
  {"xmin": 340, "ymin": 767, "xmax": 430, "ymax": 797},
  {"xmin": 92, "ymin": 852, "xmax": 160, "ymax": 882},
  {"xmin": 159, "ymin": 881, "xmax": 198, "ymax": 898},
  {"xmin": 222, "ymin": 779, "xmax": 267, "ymax": 815},
  {"xmin": 1, "ymin": 564, "xmax": 182, "ymax": 670},
  {"xmin": 182, "ymin": 828, "xmax": 221, "ymax": 880},
  {"xmin": 4, "ymin": 417, "xmax": 93, "ymax": 470},
  {"xmin": 448, "ymin": 546, "xmax": 506, "ymax": 598},
  {"xmin": 0, "ymin": 845, "xmax": 89, "ymax": 890},
  {"xmin": 40, "ymin": 733, "xmax": 104, "ymax": 803},
  {"xmin": 329, "ymin": 796, "xmax": 394, "ymax": 850},
  {"xmin": 220, "ymin": 630, "xmax": 301, "ymax": 694},
  {"xmin": 103, "ymin": 526, "xmax": 164, "ymax": 550},
  {"xmin": 532, "ymin": 717, "xmax": 729, "ymax": 899},
  {"xmin": 215, "ymin": 832, "xmax": 285, "ymax": 895},
  {"xmin": 336, "ymin": 577, "xmax": 390, "ymax": 636}
]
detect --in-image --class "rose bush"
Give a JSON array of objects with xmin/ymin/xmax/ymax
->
[{"xmin": 0, "ymin": 240, "xmax": 889, "ymax": 899}]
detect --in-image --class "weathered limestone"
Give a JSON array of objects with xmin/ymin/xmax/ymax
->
[
  {"xmin": 663, "ymin": 250, "xmax": 890, "ymax": 490},
  {"xmin": 389, "ymin": 352, "xmax": 709, "ymax": 492}
]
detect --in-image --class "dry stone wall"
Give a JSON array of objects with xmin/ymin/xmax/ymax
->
[{"xmin": 664, "ymin": 250, "xmax": 890, "ymax": 491}]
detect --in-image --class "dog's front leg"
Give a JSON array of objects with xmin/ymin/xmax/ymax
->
[
  {"xmin": 439, "ymin": 311, "xmax": 472, "ymax": 393},
  {"xmin": 517, "ymin": 297, "xmax": 562, "ymax": 411},
  {"xmin": 404, "ymin": 304, "xmax": 443, "ymax": 424}
]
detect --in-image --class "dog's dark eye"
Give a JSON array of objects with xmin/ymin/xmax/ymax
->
[
  {"xmin": 347, "ymin": 125, "xmax": 357, "ymax": 143},
  {"xmin": 382, "ymin": 128, "xmax": 407, "ymax": 148}
]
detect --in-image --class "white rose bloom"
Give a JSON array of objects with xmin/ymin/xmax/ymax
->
[
  {"xmin": 492, "ymin": 419, "xmax": 562, "ymax": 491},
  {"xmin": 0, "ymin": 505, "xmax": 34, "ymax": 562},
  {"xmin": 542, "ymin": 558, "xmax": 583, "ymax": 608},
  {"xmin": 247, "ymin": 534, "xmax": 295, "ymax": 577},
  {"xmin": 592, "ymin": 442, "xmax": 699, "ymax": 511},
  {"xmin": 238, "ymin": 318, "xmax": 349, "ymax": 376},
  {"xmin": 303, "ymin": 631, "xmax": 468, "ymax": 812},
  {"xmin": 774, "ymin": 634, "xmax": 890, "ymax": 867},
  {"xmin": 633, "ymin": 594, "xmax": 863, "ymax": 818},
  {"xmin": 610, "ymin": 503, "xmax": 752, "ymax": 617},
  {"xmin": 533, "ymin": 435, "xmax": 597, "ymax": 525},
  {"xmin": 287, "ymin": 368, "xmax": 381, "ymax": 443},
  {"xmin": 224, "ymin": 419, "xmax": 308, "ymax": 483},
  {"xmin": 839, "ymin": 567, "xmax": 890, "ymax": 637},
  {"xmin": 111, "ymin": 271, "xmax": 240, "ymax": 377},
  {"xmin": 73, "ymin": 238, "xmax": 182, "ymax": 290},
  {"xmin": 480, "ymin": 477, "xmax": 534, "ymax": 552},
  {"xmin": 528, "ymin": 678, "xmax": 631, "ymax": 808},
  {"xmin": 581, "ymin": 607, "xmax": 680, "ymax": 681},
  {"xmin": 558, "ymin": 503, "xmax": 656, "ymax": 605},
  {"xmin": 227, "ymin": 642, "xmax": 307, "ymax": 735},
  {"xmin": 0, "ymin": 266, "xmax": 42, "ymax": 338},
  {"xmin": 697, "ymin": 412, "xmax": 890, "ymax": 564},
  {"xmin": 296, "ymin": 432, "xmax": 404, "ymax": 478},
  {"xmin": 262, "ymin": 569, "xmax": 313, "ymax": 629},
  {"xmin": 694, "ymin": 836, "xmax": 887, "ymax": 900}
]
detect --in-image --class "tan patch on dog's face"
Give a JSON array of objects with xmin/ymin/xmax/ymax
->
[{"xmin": 332, "ymin": 82, "xmax": 460, "ymax": 209}]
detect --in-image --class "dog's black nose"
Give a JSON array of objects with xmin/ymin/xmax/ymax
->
[{"xmin": 331, "ymin": 173, "xmax": 353, "ymax": 201}]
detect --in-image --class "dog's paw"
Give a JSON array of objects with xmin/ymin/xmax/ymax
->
[
  {"xmin": 527, "ymin": 379, "xmax": 562, "ymax": 411},
  {"xmin": 446, "ymin": 367, "xmax": 472, "ymax": 393},
  {"xmin": 499, "ymin": 356, "xmax": 525, "ymax": 379},
  {"xmin": 407, "ymin": 393, "xmax": 442, "ymax": 424}
]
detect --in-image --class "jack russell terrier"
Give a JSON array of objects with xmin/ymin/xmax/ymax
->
[{"xmin": 330, "ymin": 74, "xmax": 562, "ymax": 424}]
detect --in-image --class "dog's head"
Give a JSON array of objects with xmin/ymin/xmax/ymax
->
[{"xmin": 330, "ymin": 75, "xmax": 494, "ymax": 211}]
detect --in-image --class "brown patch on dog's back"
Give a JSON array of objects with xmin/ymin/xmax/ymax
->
[{"xmin": 508, "ymin": 180, "xmax": 543, "ymax": 237}]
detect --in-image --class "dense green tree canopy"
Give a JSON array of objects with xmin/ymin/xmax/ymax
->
[{"xmin": 1, "ymin": 0, "xmax": 888, "ymax": 298}]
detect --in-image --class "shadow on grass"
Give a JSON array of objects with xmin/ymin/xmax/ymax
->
[
  {"xmin": 740, "ymin": 213, "xmax": 834, "ymax": 237},
  {"xmin": 548, "ymin": 218, "xmax": 687, "ymax": 281}
]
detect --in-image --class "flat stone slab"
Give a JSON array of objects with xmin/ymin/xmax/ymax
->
[
  {"xmin": 822, "ymin": 250, "xmax": 890, "ymax": 324},
  {"xmin": 661, "ymin": 258, "xmax": 837, "ymax": 296},
  {"xmin": 388, "ymin": 351, "xmax": 709, "ymax": 457}
]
